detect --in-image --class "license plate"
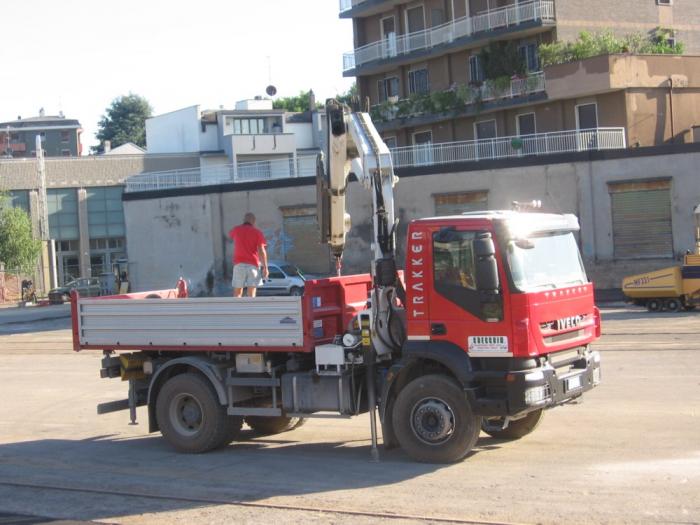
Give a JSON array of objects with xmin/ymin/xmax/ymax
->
[{"xmin": 565, "ymin": 374, "xmax": 582, "ymax": 392}]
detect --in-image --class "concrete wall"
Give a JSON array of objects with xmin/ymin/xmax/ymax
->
[
  {"xmin": 146, "ymin": 106, "xmax": 202, "ymax": 154},
  {"xmin": 122, "ymin": 147, "xmax": 700, "ymax": 294}
]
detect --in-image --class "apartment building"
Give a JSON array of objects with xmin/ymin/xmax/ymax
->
[
  {"xmin": 0, "ymin": 110, "xmax": 82, "ymax": 158},
  {"xmin": 340, "ymin": 0, "xmax": 700, "ymax": 154}
]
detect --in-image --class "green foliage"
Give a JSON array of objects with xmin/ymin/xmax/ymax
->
[
  {"xmin": 93, "ymin": 93, "xmax": 152, "ymax": 154},
  {"xmin": 335, "ymin": 83, "xmax": 358, "ymax": 106},
  {"xmin": 273, "ymin": 91, "xmax": 323, "ymax": 112},
  {"xmin": 539, "ymin": 29, "xmax": 684, "ymax": 67},
  {"xmin": 0, "ymin": 197, "xmax": 41, "ymax": 273},
  {"xmin": 480, "ymin": 41, "xmax": 526, "ymax": 80}
]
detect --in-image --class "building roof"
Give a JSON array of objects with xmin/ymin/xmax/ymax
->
[
  {"xmin": 0, "ymin": 115, "xmax": 81, "ymax": 129},
  {"xmin": 103, "ymin": 142, "xmax": 146, "ymax": 155}
]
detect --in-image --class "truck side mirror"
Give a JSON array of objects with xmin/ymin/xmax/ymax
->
[{"xmin": 474, "ymin": 233, "xmax": 499, "ymax": 293}]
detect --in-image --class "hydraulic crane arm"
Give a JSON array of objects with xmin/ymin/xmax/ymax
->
[{"xmin": 317, "ymin": 100, "xmax": 404, "ymax": 356}]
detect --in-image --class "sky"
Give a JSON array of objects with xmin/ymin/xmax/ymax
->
[{"xmin": 0, "ymin": 0, "xmax": 354, "ymax": 153}]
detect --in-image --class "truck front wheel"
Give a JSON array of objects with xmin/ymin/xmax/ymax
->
[
  {"xmin": 156, "ymin": 373, "xmax": 231, "ymax": 453},
  {"xmin": 245, "ymin": 416, "xmax": 305, "ymax": 435},
  {"xmin": 392, "ymin": 374, "xmax": 480, "ymax": 463},
  {"xmin": 481, "ymin": 409, "xmax": 544, "ymax": 440}
]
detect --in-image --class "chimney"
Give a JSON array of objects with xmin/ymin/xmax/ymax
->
[
  {"xmin": 103, "ymin": 140, "xmax": 111, "ymax": 154},
  {"xmin": 59, "ymin": 110, "xmax": 65, "ymax": 118},
  {"xmin": 308, "ymin": 89, "xmax": 316, "ymax": 112},
  {"xmin": 39, "ymin": 107, "xmax": 45, "ymax": 118},
  {"xmin": 17, "ymin": 115, "xmax": 21, "ymax": 120}
]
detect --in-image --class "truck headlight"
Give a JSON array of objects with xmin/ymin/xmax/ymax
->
[{"xmin": 525, "ymin": 385, "xmax": 549, "ymax": 405}]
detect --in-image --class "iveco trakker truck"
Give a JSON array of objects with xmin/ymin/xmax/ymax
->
[{"xmin": 72, "ymin": 102, "xmax": 601, "ymax": 463}]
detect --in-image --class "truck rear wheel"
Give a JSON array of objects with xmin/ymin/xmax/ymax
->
[
  {"xmin": 245, "ymin": 416, "xmax": 305, "ymax": 435},
  {"xmin": 481, "ymin": 409, "xmax": 544, "ymax": 440},
  {"xmin": 156, "ymin": 373, "xmax": 230, "ymax": 453},
  {"xmin": 392, "ymin": 374, "xmax": 480, "ymax": 464},
  {"xmin": 664, "ymin": 298, "xmax": 681, "ymax": 312},
  {"xmin": 647, "ymin": 299, "xmax": 661, "ymax": 312}
]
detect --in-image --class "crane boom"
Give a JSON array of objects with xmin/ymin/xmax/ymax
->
[{"xmin": 317, "ymin": 100, "xmax": 404, "ymax": 357}]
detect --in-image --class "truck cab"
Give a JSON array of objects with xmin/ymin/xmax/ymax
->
[{"xmin": 379, "ymin": 211, "xmax": 601, "ymax": 457}]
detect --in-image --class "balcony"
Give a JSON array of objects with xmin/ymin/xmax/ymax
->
[
  {"xmin": 124, "ymin": 155, "xmax": 318, "ymax": 193},
  {"xmin": 125, "ymin": 129, "xmax": 627, "ymax": 193},
  {"xmin": 372, "ymin": 72, "xmax": 546, "ymax": 130},
  {"xmin": 339, "ymin": 0, "xmax": 400, "ymax": 19},
  {"xmin": 343, "ymin": 0, "xmax": 555, "ymax": 76},
  {"xmin": 390, "ymin": 128, "xmax": 627, "ymax": 169},
  {"xmin": 228, "ymin": 133, "xmax": 296, "ymax": 156}
]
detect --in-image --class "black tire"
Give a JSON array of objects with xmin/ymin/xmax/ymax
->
[
  {"xmin": 647, "ymin": 299, "xmax": 661, "ymax": 312},
  {"xmin": 664, "ymin": 298, "xmax": 681, "ymax": 312},
  {"xmin": 392, "ymin": 374, "xmax": 480, "ymax": 464},
  {"xmin": 481, "ymin": 409, "xmax": 544, "ymax": 440},
  {"xmin": 156, "ymin": 373, "xmax": 230, "ymax": 453},
  {"xmin": 684, "ymin": 304, "xmax": 697, "ymax": 311},
  {"xmin": 289, "ymin": 287, "xmax": 303, "ymax": 297},
  {"xmin": 245, "ymin": 416, "xmax": 306, "ymax": 435}
]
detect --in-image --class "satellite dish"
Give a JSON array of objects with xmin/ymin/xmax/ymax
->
[{"xmin": 266, "ymin": 85, "xmax": 277, "ymax": 96}]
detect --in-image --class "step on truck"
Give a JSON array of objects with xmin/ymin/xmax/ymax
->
[{"xmin": 72, "ymin": 101, "xmax": 601, "ymax": 463}]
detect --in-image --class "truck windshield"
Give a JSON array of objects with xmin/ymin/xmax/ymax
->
[{"xmin": 506, "ymin": 232, "xmax": 587, "ymax": 292}]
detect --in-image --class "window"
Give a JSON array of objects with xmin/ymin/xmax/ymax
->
[
  {"xmin": 434, "ymin": 191, "xmax": 488, "ymax": 216},
  {"xmin": 412, "ymin": 130, "xmax": 433, "ymax": 165},
  {"xmin": 86, "ymin": 186, "xmax": 125, "ymax": 239},
  {"xmin": 61, "ymin": 149, "xmax": 71, "ymax": 156},
  {"xmin": 378, "ymin": 77, "xmax": 400, "ymax": 102},
  {"xmin": 60, "ymin": 131, "xmax": 70, "ymax": 143},
  {"xmin": 232, "ymin": 118, "xmax": 267, "ymax": 135},
  {"xmin": 657, "ymin": 0, "xmax": 672, "ymax": 5},
  {"xmin": 267, "ymin": 266, "xmax": 286, "ymax": 279},
  {"xmin": 406, "ymin": 5, "xmax": 425, "ymax": 32},
  {"xmin": 469, "ymin": 55, "xmax": 484, "ymax": 84},
  {"xmin": 408, "ymin": 68, "xmax": 429, "ymax": 95},
  {"xmin": 8, "ymin": 190, "xmax": 29, "ymax": 214},
  {"xmin": 519, "ymin": 44, "xmax": 540, "ymax": 72},
  {"xmin": 609, "ymin": 180, "xmax": 673, "ymax": 258},
  {"xmin": 383, "ymin": 136, "xmax": 397, "ymax": 149},
  {"xmin": 474, "ymin": 120, "xmax": 497, "ymax": 139},
  {"xmin": 58, "ymin": 240, "xmax": 79, "ymax": 252},
  {"xmin": 47, "ymin": 188, "xmax": 79, "ymax": 240},
  {"xmin": 381, "ymin": 16, "xmax": 397, "ymax": 57},
  {"xmin": 517, "ymin": 113, "xmax": 536, "ymax": 136},
  {"xmin": 432, "ymin": 229, "xmax": 501, "ymax": 320},
  {"xmin": 576, "ymin": 103, "xmax": 598, "ymax": 130},
  {"xmin": 431, "ymin": 8, "xmax": 445, "ymax": 26}
]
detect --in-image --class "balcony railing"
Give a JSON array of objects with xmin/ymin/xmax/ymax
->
[
  {"xmin": 372, "ymin": 72, "xmax": 546, "ymax": 123},
  {"xmin": 343, "ymin": 0, "xmax": 555, "ymax": 72},
  {"xmin": 390, "ymin": 128, "xmax": 627, "ymax": 168},
  {"xmin": 126, "ymin": 129, "xmax": 626, "ymax": 192},
  {"xmin": 125, "ymin": 155, "xmax": 318, "ymax": 193}
]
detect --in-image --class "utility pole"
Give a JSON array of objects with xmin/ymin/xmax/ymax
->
[{"xmin": 35, "ymin": 134, "xmax": 57, "ymax": 291}]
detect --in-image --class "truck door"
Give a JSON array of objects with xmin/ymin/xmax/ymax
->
[{"xmin": 428, "ymin": 228, "xmax": 511, "ymax": 357}]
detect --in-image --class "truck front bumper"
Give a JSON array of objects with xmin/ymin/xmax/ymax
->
[{"xmin": 471, "ymin": 347, "xmax": 601, "ymax": 417}]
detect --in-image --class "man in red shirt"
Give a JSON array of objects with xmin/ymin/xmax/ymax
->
[{"xmin": 229, "ymin": 212, "xmax": 269, "ymax": 297}]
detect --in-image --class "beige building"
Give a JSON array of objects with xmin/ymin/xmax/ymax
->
[{"xmin": 341, "ymin": 0, "xmax": 700, "ymax": 150}]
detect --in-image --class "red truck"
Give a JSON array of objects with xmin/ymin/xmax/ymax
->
[{"xmin": 73, "ymin": 103, "xmax": 601, "ymax": 463}]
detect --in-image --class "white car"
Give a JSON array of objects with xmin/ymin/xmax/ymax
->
[{"xmin": 258, "ymin": 262, "xmax": 306, "ymax": 296}]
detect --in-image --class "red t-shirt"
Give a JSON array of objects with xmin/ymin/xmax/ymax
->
[{"xmin": 229, "ymin": 223, "xmax": 266, "ymax": 266}]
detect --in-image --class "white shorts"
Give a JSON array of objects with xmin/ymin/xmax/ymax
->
[{"xmin": 232, "ymin": 263, "xmax": 262, "ymax": 289}]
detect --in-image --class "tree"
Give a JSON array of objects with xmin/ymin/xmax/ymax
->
[
  {"xmin": 272, "ymin": 91, "xmax": 323, "ymax": 112},
  {"xmin": 0, "ymin": 196, "xmax": 41, "ymax": 273},
  {"xmin": 335, "ymin": 83, "xmax": 358, "ymax": 106},
  {"xmin": 93, "ymin": 93, "xmax": 153, "ymax": 153}
]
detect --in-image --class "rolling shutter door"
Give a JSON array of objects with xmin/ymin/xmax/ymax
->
[
  {"xmin": 434, "ymin": 191, "xmax": 488, "ymax": 216},
  {"xmin": 609, "ymin": 181, "xmax": 672, "ymax": 258},
  {"xmin": 282, "ymin": 209, "xmax": 331, "ymax": 274}
]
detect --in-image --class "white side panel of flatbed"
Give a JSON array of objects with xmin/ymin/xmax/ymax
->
[{"xmin": 77, "ymin": 297, "xmax": 304, "ymax": 348}]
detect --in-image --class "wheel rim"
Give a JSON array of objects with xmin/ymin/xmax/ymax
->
[
  {"xmin": 648, "ymin": 300, "xmax": 660, "ymax": 311},
  {"xmin": 666, "ymin": 300, "xmax": 679, "ymax": 311},
  {"xmin": 410, "ymin": 397, "xmax": 456, "ymax": 446},
  {"xmin": 169, "ymin": 393, "xmax": 204, "ymax": 437}
]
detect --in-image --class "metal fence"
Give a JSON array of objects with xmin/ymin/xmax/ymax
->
[
  {"xmin": 343, "ymin": 0, "xmax": 555, "ymax": 71},
  {"xmin": 125, "ymin": 155, "xmax": 318, "ymax": 193},
  {"xmin": 390, "ymin": 128, "xmax": 627, "ymax": 168}
]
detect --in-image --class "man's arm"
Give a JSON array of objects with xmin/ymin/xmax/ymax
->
[{"xmin": 259, "ymin": 244, "xmax": 269, "ymax": 279}]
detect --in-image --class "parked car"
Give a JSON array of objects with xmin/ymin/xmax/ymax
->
[
  {"xmin": 257, "ymin": 261, "xmax": 306, "ymax": 296},
  {"xmin": 48, "ymin": 278, "xmax": 102, "ymax": 304}
]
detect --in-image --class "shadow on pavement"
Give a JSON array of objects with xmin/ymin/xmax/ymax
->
[{"xmin": 0, "ymin": 431, "xmax": 506, "ymax": 521}]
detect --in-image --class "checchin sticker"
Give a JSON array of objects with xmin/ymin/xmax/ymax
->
[{"xmin": 468, "ymin": 336, "xmax": 509, "ymax": 353}]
